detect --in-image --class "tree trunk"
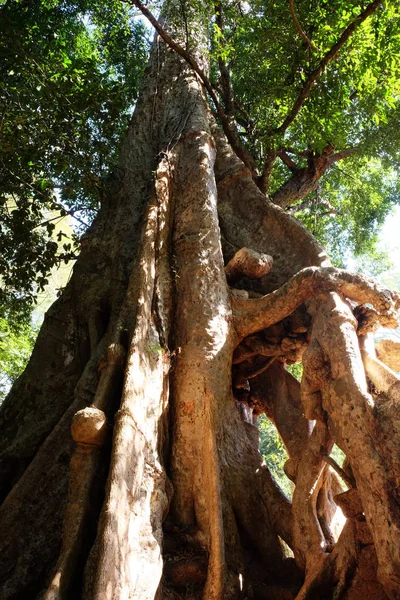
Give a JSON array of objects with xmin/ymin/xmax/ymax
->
[{"xmin": 1, "ymin": 13, "xmax": 400, "ymax": 600}]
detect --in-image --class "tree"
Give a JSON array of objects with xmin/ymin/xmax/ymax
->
[{"xmin": 1, "ymin": 1, "xmax": 400, "ymax": 599}]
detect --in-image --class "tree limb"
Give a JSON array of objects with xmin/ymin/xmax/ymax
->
[
  {"xmin": 328, "ymin": 148, "xmax": 356, "ymax": 164},
  {"xmin": 277, "ymin": 150, "xmax": 298, "ymax": 172},
  {"xmin": 271, "ymin": 0, "xmax": 382, "ymax": 137},
  {"xmin": 232, "ymin": 266, "xmax": 399, "ymax": 340},
  {"xmin": 213, "ymin": 84, "xmax": 254, "ymax": 129},
  {"xmin": 271, "ymin": 146, "xmax": 355, "ymax": 208},
  {"xmin": 256, "ymin": 149, "xmax": 277, "ymax": 194},
  {"xmin": 287, "ymin": 196, "xmax": 340, "ymax": 216},
  {"xmin": 288, "ymin": 0, "xmax": 319, "ymax": 53}
]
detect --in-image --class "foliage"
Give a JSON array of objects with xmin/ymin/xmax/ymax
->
[
  {"xmin": 217, "ymin": 1, "xmax": 400, "ymax": 159},
  {"xmin": 258, "ymin": 414, "xmax": 292, "ymax": 498},
  {"xmin": 0, "ymin": 316, "xmax": 38, "ymax": 403},
  {"xmin": 294, "ymin": 159, "xmax": 399, "ymax": 263},
  {"xmin": 331, "ymin": 443, "xmax": 345, "ymax": 468},
  {"xmin": 286, "ymin": 362, "xmax": 303, "ymax": 382},
  {"xmin": 0, "ymin": 0, "xmax": 149, "ymax": 322},
  {"xmin": 257, "ymin": 364, "xmax": 302, "ymax": 496}
]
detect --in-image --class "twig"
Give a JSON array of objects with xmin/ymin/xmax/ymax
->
[
  {"xmin": 288, "ymin": 0, "xmax": 319, "ymax": 53},
  {"xmin": 33, "ymin": 214, "xmax": 66, "ymax": 231}
]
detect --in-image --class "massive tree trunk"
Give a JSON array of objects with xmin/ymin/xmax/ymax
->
[{"xmin": 1, "ymin": 11, "xmax": 400, "ymax": 600}]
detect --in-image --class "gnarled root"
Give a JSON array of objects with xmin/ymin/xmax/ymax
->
[
  {"xmin": 307, "ymin": 292, "xmax": 400, "ymax": 598},
  {"xmin": 232, "ymin": 266, "xmax": 399, "ymax": 341},
  {"xmin": 231, "ymin": 265, "xmax": 400, "ymax": 598}
]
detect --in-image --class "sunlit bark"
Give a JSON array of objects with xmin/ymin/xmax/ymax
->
[{"xmin": 0, "ymin": 7, "xmax": 400, "ymax": 600}]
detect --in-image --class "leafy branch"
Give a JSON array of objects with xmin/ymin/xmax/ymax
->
[
  {"xmin": 1, "ymin": 162, "xmax": 89, "ymax": 228},
  {"xmin": 270, "ymin": 0, "xmax": 382, "ymax": 137},
  {"xmin": 288, "ymin": 0, "xmax": 319, "ymax": 53}
]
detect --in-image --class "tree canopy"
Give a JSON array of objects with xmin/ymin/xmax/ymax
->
[{"xmin": 1, "ymin": 0, "xmax": 400, "ymax": 326}]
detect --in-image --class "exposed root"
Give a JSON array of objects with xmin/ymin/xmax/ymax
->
[
  {"xmin": 322, "ymin": 454, "xmax": 355, "ymax": 489},
  {"xmin": 292, "ymin": 422, "xmax": 333, "ymax": 569},
  {"xmin": 43, "ymin": 342, "xmax": 126, "ymax": 599},
  {"xmin": 232, "ymin": 333, "xmax": 281, "ymax": 364},
  {"xmin": 232, "ymin": 272, "xmax": 399, "ymax": 598},
  {"xmin": 308, "ymin": 292, "xmax": 400, "ymax": 597}
]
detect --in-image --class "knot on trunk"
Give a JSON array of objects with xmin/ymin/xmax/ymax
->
[
  {"xmin": 71, "ymin": 407, "xmax": 108, "ymax": 446},
  {"xmin": 225, "ymin": 247, "xmax": 273, "ymax": 284}
]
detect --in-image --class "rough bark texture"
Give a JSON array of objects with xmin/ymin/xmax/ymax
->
[
  {"xmin": 376, "ymin": 337, "xmax": 400, "ymax": 372},
  {"xmin": 1, "ymin": 10, "xmax": 400, "ymax": 600}
]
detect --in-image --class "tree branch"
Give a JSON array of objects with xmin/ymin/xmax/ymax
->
[
  {"xmin": 328, "ymin": 148, "xmax": 356, "ymax": 164},
  {"xmin": 232, "ymin": 266, "xmax": 399, "ymax": 340},
  {"xmin": 129, "ymin": 0, "xmax": 257, "ymax": 175},
  {"xmin": 288, "ymin": 0, "xmax": 319, "ymax": 53},
  {"xmin": 271, "ymin": 146, "xmax": 354, "ymax": 208},
  {"xmin": 271, "ymin": 0, "xmax": 382, "ymax": 137},
  {"xmin": 277, "ymin": 150, "xmax": 298, "ymax": 172},
  {"xmin": 214, "ymin": 1, "xmax": 234, "ymax": 114},
  {"xmin": 256, "ymin": 149, "xmax": 277, "ymax": 194},
  {"xmin": 287, "ymin": 195, "xmax": 340, "ymax": 216}
]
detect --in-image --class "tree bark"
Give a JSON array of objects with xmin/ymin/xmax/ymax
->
[{"xmin": 1, "ymin": 10, "xmax": 400, "ymax": 600}]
